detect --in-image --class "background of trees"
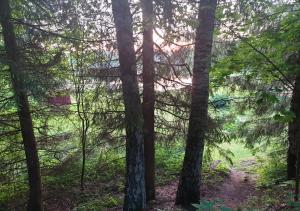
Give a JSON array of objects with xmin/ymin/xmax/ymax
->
[{"xmin": 0, "ymin": 0, "xmax": 300, "ymax": 210}]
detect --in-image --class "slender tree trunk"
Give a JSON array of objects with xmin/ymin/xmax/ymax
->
[
  {"xmin": 175, "ymin": 0, "xmax": 217, "ymax": 207},
  {"xmin": 0, "ymin": 0, "xmax": 43, "ymax": 210},
  {"xmin": 80, "ymin": 128, "xmax": 86, "ymax": 191},
  {"xmin": 111, "ymin": 1, "xmax": 146, "ymax": 210},
  {"xmin": 142, "ymin": 0, "xmax": 155, "ymax": 201},
  {"xmin": 79, "ymin": 112, "xmax": 89, "ymax": 191},
  {"xmin": 80, "ymin": 126, "xmax": 89, "ymax": 190},
  {"xmin": 75, "ymin": 82, "xmax": 89, "ymax": 191}
]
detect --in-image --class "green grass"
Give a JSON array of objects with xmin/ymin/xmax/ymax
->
[
  {"xmin": 223, "ymin": 142, "xmax": 254, "ymax": 163},
  {"xmin": 212, "ymin": 140, "xmax": 255, "ymax": 167},
  {"xmin": 73, "ymin": 194, "xmax": 122, "ymax": 211}
]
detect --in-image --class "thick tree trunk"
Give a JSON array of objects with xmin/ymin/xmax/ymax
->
[
  {"xmin": 286, "ymin": 75, "xmax": 300, "ymax": 200},
  {"xmin": 111, "ymin": 1, "xmax": 146, "ymax": 210},
  {"xmin": 142, "ymin": 0, "xmax": 155, "ymax": 202},
  {"xmin": 0, "ymin": 0, "xmax": 43, "ymax": 210},
  {"xmin": 175, "ymin": 0, "xmax": 217, "ymax": 207},
  {"xmin": 288, "ymin": 142, "xmax": 297, "ymax": 179},
  {"xmin": 287, "ymin": 76, "xmax": 300, "ymax": 180}
]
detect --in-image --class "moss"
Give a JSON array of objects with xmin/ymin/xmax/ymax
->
[{"xmin": 74, "ymin": 194, "xmax": 122, "ymax": 211}]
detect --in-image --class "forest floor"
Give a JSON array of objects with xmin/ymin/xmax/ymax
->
[
  {"xmin": 147, "ymin": 159, "xmax": 258, "ymax": 210},
  {"xmin": 7, "ymin": 143, "xmax": 292, "ymax": 211},
  {"xmin": 107, "ymin": 159, "xmax": 258, "ymax": 211}
]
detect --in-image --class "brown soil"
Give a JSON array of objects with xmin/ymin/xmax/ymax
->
[
  {"xmin": 107, "ymin": 160, "xmax": 257, "ymax": 211},
  {"xmin": 203, "ymin": 168, "xmax": 256, "ymax": 209},
  {"xmin": 146, "ymin": 161, "xmax": 257, "ymax": 210},
  {"xmin": 41, "ymin": 160, "xmax": 257, "ymax": 211}
]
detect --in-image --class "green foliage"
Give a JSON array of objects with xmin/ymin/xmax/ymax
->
[
  {"xmin": 287, "ymin": 194, "xmax": 300, "ymax": 210},
  {"xmin": 0, "ymin": 183, "xmax": 27, "ymax": 208},
  {"xmin": 74, "ymin": 194, "xmax": 122, "ymax": 211},
  {"xmin": 156, "ymin": 142, "xmax": 184, "ymax": 184},
  {"xmin": 211, "ymin": 95, "xmax": 231, "ymax": 109},
  {"xmin": 273, "ymin": 110, "xmax": 296, "ymax": 123},
  {"xmin": 92, "ymin": 150, "xmax": 126, "ymax": 183},
  {"xmin": 208, "ymin": 141, "xmax": 254, "ymax": 167},
  {"xmin": 256, "ymin": 152, "xmax": 287, "ymax": 186},
  {"xmin": 192, "ymin": 200, "xmax": 233, "ymax": 211},
  {"xmin": 1, "ymin": 0, "xmax": 300, "ymax": 210}
]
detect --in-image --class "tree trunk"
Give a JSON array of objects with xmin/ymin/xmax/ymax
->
[
  {"xmin": 287, "ymin": 75, "xmax": 300, "ymax": 200},
  {"xmin": 288, "ymin": 140, "xmax": 297, "ymax": 179},
  {"xmin": 287, "ymin": 73, "xmax": 300, "ymax": 180},
  {"xmin": 175, "ymin": 0, "xmax": 217, "ymax": 207},
  {"xmin": 111, "ymin": 1, "xmax": 146, "ymax": 210},
  {"xmin": 74, "ymin": 76, "xmax": 89, "ymax": 191},
  {"xmin": 0, "ymin": 0, "xmax": 43, "ymax": 210},
  {"xmin": 142, "ymin": 0, "xmax": 155, "ymax": 202}
]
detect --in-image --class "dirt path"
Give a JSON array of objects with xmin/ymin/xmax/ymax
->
[
  {"xmin": 203, "ymin": 168, "xmax": 256, "ymax": 209},
  {"xmin": 147, "ymin": 160, "xmax": 257, "ymax": 210}
]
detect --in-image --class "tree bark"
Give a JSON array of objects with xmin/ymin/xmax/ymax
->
[
  {"xmin": 0, "ymin": 0, "xmax": 43, "ymax": 210},
  {"xmin": 287, "ymin": 66, "xmax": 300, "ymax": 180},
  {"xmin": 288, "ymin": 75, "xmax": 300, "ymax": 200},
  {"xmin": 111, "ymin": 0, "xmax": 146, "ymax": 210},
  {"xmin": 288, "ymin": 139, "xmax": 297, "ymax": 179},
  {"xmin": 175, "ymin": 0, "xmax": 217, "ymax": 207},
  {"xmin": 142, "ymin": 0, "xmax": 155, "ymax": 201}
]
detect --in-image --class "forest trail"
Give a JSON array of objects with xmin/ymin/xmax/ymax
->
[
  {"xmin": 203, "ymin": 168, "xmax": 257, "ymax": 209},
  {"xmin": 147, "ymin": 159, "xmax": 257, "ymax": 210}
]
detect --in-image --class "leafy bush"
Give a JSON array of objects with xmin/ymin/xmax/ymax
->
[
  {"xmin": 256, "ymin": 152, "xmax": 286, "ymax": 186},
  {"xmin": 156, "ymin": 142, "xmax": 184, "ymax": 184}
]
